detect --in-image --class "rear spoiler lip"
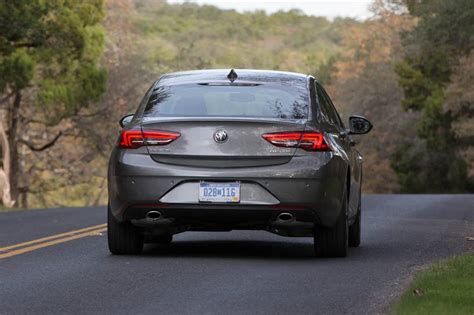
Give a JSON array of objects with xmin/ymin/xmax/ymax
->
[{"xmin": 140, "ymin": 116, "xmax": 307, "ymax": 126}]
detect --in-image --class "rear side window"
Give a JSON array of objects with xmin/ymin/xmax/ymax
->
[
  {"xmin": 316, "ymin": 83, "xmax": 343, "ymax": 128},
  {"xmin": 142, "ymin": 84, "xmax": 309, "ymax": 119}
]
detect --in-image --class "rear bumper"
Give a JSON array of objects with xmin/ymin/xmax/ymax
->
[
  {"xmin": 108, "ymin": 148, "xmax": 348, "ymax": 228},
  {"xmin": 128, "ymin": 206, "xmax": 316, "ymax": 237}
]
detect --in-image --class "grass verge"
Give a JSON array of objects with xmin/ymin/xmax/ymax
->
[{"xmin": 391, "ymin": 252, "xmax": 474, "ymax": 315}]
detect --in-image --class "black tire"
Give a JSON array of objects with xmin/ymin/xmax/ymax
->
[
  {"xmin": 348, "ymin": 200, "xmax": 361, "ymax": 247},
  {"xmin": 108, "ymin": 205, "xmax": 144, "ymax": 255},
  {"xmin": 314, "ymin": 190, "xmax": 348, "ymax": 258}
]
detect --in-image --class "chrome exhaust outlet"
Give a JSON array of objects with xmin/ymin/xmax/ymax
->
[
  {"xmin": 277, "ymin": 212, "xmax": 294, "ymax": 222},
  {"xmin": 146, "ymin": 210, "xmax": 162, "ymax": 221}
]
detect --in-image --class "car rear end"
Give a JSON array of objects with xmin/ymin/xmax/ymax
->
[{"xmin": 108, "ymin": 70, "xmax": 347, "ymax": 253}]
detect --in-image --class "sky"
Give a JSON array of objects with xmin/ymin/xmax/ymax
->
[{"xmin": 167, "ymin": 0, "xmax": 374, "ymax": 20}]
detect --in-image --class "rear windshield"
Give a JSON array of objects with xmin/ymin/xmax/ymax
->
[{"xmin": 142, "ymin": 84, "xmax": 309, "ymax": 119}]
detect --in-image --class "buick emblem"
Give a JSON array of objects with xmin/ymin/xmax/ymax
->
[{"xmin": 213, "ymin": 129, "xmax": 228, "ymax": 143}]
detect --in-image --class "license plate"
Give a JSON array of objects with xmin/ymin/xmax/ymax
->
[{"xmin": 199, "ymin": 181, "xmax": 240, "ymax": 203}]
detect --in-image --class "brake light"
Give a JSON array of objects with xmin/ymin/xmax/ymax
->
[
  {"xmin": 119, "ymin": 129, "xmax": 180, "ymax": 149},
  {"xmin": 262, "ymin": 132, "xmax": 330, "ymax": 151}
]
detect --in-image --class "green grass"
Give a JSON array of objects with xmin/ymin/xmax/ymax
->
[{"xmin": 391, "ymin": 253, "xmax": 474, "ymax": 315}]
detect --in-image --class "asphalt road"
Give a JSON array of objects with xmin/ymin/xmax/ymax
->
[{"xmin": 1, "ymin": 195, "xmax": 473, "ymax": 314}]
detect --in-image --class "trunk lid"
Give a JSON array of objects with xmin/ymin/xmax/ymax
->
[{"xmin": 141, "ymin": 117, "xmax": 306, "ymax": 168}]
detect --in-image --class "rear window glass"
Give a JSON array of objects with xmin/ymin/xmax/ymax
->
[{"xmin": 142, "ymin": 84, "xmax": 309, "ymax": 119}]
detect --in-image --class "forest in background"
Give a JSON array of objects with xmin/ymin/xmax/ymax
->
[{"xmin": 0, "ymin": 0, "xmax": 472, "ymax": 209}]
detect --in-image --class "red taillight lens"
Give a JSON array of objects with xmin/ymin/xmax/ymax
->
[
  {"xmin": 142, "ymin": 131, "xmax": 181, "ymax": 146},
  {"xmin": 298, "ymin": 132, "xmax": 330, "ymax": 151},
  {"xmin": 119, "ymin": 130, "xmax": 144, "ymax": 149},
  {"xmin": 119, "ymin": 129, "xmax": 180, "ymax": 149},
  {"xmin": 262, "ymin": 132, "xmax": 330, "ymax": 151}
]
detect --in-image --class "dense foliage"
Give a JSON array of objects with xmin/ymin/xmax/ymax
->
[
  {"xmin": 0, "ymin": 0, "xmax": 107, "ymax": 207},
  {"xmin": 392, "ymin": 0, "xmax": 474, "ymax": 192}
]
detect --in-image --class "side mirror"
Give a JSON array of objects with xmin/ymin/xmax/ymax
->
[
  {"xmin": 119, "ymin": 114, "xmax": 134, "ymax": 128},
  {"xmin": 348, "ymin": 115, "xmax": 372, "ymax": 135}
]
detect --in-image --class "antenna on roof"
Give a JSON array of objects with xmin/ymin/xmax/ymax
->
[{"xmin": 227, "ymin": 69, "xmax": 238, "ymax": 82}]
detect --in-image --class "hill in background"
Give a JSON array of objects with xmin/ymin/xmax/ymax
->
[{"xmin": 21, "ymin": 0, "xmax": 469, "ymax": 207}]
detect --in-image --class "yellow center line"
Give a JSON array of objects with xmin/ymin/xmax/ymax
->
[
  {"xmin": 0, "ymin": 223, "xmax": 106, "ymax": 253},
  {"xmin": 0, "ymin": 224, "xmax": 107, "ymax": 260},
  {"xmin": 0, "ymin": 227, "xmax": 107, "ymax": 259}
]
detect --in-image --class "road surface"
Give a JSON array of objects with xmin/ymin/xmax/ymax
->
[{"xmin": 1, "ymin": 195, "xmax": 473, "ymax": 314}]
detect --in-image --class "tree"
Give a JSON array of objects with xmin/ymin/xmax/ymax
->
[
  {"xmin": 326, "ymin": 5, "xmax": 418, "ymax": 193},
  {"xmin": 392, "ymin": 0, "xmax": 474, "ymax": 192},
  {"xmin": 444, "ymin": 52, "xmax": 474, "ymax": 181},
  {"xmin": 0, "ymin": 0, "xmax": 107, "ymax": 207}
]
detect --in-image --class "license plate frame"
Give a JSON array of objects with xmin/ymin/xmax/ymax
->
[{"xmin": 198, "ymin": 181, "xmax": 241, "ymax": 203}]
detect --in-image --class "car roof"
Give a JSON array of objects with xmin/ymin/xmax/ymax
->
[{"xmin": 157, "ymin": 69, "xmax": 311, "ymax": 86}]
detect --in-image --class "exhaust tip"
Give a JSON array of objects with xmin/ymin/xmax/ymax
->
[
  {"xmin": 277, "ymin": 212, "xmax": 294, "ymax": 222},
  {"xmin": 146, "ymin": 210, "xmax": 162, "ymax": 221}
]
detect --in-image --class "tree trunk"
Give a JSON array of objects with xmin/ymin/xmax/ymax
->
[
  {"xmin": 0, "ymin": 122, "xmax": 15, "ymax": 207},
  {"xmin": 9, "ymin": 91, "xmax": 21, "ymax": 206},
  {"xmin": 0, "ymin": 90, "xmax": 22, "ymax": 208},
  {"xmin": 19, "ymin": 186, "xmax": 28, "ymax": 208}
]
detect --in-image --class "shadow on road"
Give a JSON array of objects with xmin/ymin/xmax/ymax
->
[{"xmin": 142, "ymin": 240, "xmax": 330, "ymax": 260}]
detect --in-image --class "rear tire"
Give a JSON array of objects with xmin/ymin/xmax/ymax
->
[
  {"xmin": 108, "ymin": 205, "xmax": 144, "ymax": 255},
  {"xmin": 314, "ymin": 190, "xmax": 348, "ymax": 258},
  {"xmin": 349, "ymin": 200, "xmax": 361, "ymax": 247}
]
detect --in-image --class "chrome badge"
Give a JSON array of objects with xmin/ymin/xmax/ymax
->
[{"xmin": 213, "ymin": 129, "xmax": 228, "ymax": 143}]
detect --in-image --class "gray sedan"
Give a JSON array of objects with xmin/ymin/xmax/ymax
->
[{"xmin": 108, "ymin": 69, "xmax": 372, "ymax": 257}]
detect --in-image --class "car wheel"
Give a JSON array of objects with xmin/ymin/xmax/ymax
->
[
  {"xmin": 349, "ymin": 200, "xmax": 361, "ymax": 247},
  {"xmin": 314, "ymin": 189, "xmax": 348, "ymax": 258},
  {"xmin": 107, "ymin": 205, "xmax": 144, "ymax": 255}
]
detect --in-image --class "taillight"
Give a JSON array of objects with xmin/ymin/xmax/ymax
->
[
  {"xmin": 262, "ymin": 132, "xmax": 330, "ymax": 151},
  {"xmin": 119, "ymin": 129, "xmax": 180, "ymax": 149}
]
